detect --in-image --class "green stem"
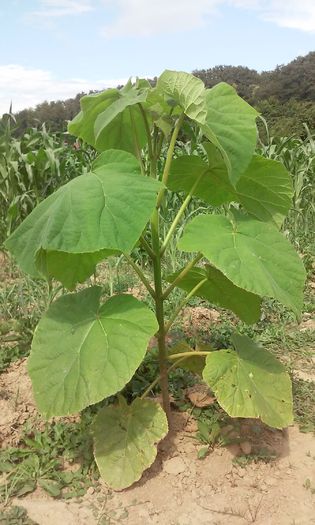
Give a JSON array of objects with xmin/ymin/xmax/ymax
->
[
  {"xmin": 140, "ymin": 235, "xmax": 156, "ymax": 260},
  {"xmin": 162, "ymin": 253, "xmax": 202, "ymax": 299},
  {"xmin": 140, "ymin": 355, "xmax": 190, "ymax": 400},
  {"xmin": 160, "ymin": 172, "xmax": 203, "ymax": 256},
  {"xmin": 156, "ymin": 113, "xmax": 185, "ymax": 208},
  {"xmin": 138, "ymin": 103, "xmax": 153, "ymax": 161},
  {"xmin": 165, "ymin": 278, "xmax": 207, "ymax": 334},
  {"xmin": 129, "ymin": 107, "xmax": 145, "ymax": 176},
  {"xmin": 123, "ymin": 253, "xmax": 155, "ymax": 299},
  {"xmin": 150, "ymin": 208, "xmax": 171, "ymax": 422},
  {"xmin": 167, "ymin": 351, "xmax": 209, "ymax": 360}
]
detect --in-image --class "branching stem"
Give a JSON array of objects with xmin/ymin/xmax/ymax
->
[
  {"xmin": 123, "ymin": 253, "xmax": 155, "ymax": 299},
  {"xmin": 156, "ymin": 113, "xmax": 185, "ymax": 208},
  {"xmin": 160, "ymin": 172, "xmax": 203, "ymax": 256},
  {"xmin": 162, "ymin": 253, "xmax": 203, "ymax": 299},
  {"xmin": 165, "ymin": 278, "xmax": 207, "ymax": 334}
]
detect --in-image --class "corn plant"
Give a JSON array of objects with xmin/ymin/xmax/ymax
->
[
  {"xmin": 258, "ymin": 124, "xmax": 315, "ymax": 246},
  {"xmin": 5, "ymin": 71, "xmax": 306, "ymax": 490},
  {"xmin": 0, "ymin": 120, "xmax": 94, "ymax": 242}
]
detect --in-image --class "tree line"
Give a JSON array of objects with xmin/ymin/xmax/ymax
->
[{"xmin": 6, "ymin": 51, "xmax": 315, "ymax": 138}]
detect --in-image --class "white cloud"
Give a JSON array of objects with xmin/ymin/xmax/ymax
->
[
  {"xmin": 100, "ymin": 0, "xmax": 315, "ymax": 36},
  {"xmin": 230, "ymin": 0, "xmax": 315, "ymax": 32},
  {"xmin": 32, "ymin": 0, "xmax": 94, "ymax": 17},
  {"xmin": 101, "ymin": 0, "xmax": 220, "ymax": 37},
  {"xmin": 0, "ymin": 64, "xmax": 128, "ymax": 116}
]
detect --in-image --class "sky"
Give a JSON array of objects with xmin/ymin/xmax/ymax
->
[{"xmin": 1, "ymin": 0, "xmax": 314, "ymax": 115}]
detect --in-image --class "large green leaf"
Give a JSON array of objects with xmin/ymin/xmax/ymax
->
[
  {"xmin": 93, "ymin": 397, "xmax": 168, "ymax": 489},
  {"xmin": 156, "ymin": 70, "xmax": 206, "ymax": 124},
  {"xmin": 167, "ymin": 265, "xmax": 261, "ymax": 324},
  {"xmin": 91, "ymin": 149, "xmax": 140, "ymax": 172},
  {"xmin": 202, "ymin": 83, "xmax": 258, "ymax": 186},
  {"xmin": 168, "ymin": 143, "xmax": 234, "ymax": 207},
  {"xmin": 236, "ymin": 155, "xmax": 293, "ymax": 227},
  {"xmin": 203, "ymin": 333, "xmax": 293, "ymax": 428},
  {"xmin": 5, "ymin": 164, "xmax": 161, "ymax": 287},
  {"xmin": 35, "ymin": 249, "xmax": 114, "ymax": 291},
  {"xmin": 168, "ymin": 150, "xmax": 293, "ymax": 226},
  {"xmin": 178, "ymin": 214, "xmax": 306, "ymax": 317},
  {"xmin": 28, "ymin": 287, "xmax": 158, "ymax": 417},
  {"xmin": 68, "ymin": 81, "xmax": 150, "ymax": 154}
]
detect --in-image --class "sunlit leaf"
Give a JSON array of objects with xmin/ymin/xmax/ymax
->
[
  {"xmin": 203, "ymin": 333, "xmax": 293, "ymax": 428},
  {"xmin": 156, "ymin": 70, "xmax": 206, "ymax": 124},
  {"xmin": 5, "ymin": 163, "xmax": 161, "ymax": 287},
  {"xmin": 68, "ymin": 81, "xmax": 150, "ymax": 154},
  {"xmin": 93, "ymin": 397, "xmax": 168, "ymax": 489},
  {"xmin": 202, "ymin": 83, "xmax": 258, "ymax": 185},
  {"xmin": 178, "ymin": 214, "xmax": 306, "ymax": 317},
  {"xmin": 28, "ymin": 287, "xmax": 158, "ymax": 417}
]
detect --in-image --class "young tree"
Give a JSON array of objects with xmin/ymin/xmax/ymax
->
[{"xmin": 5, "ymin": 71, "xmax": 306, "ymax": 489}]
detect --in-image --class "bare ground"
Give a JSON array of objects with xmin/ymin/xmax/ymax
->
[{"xmin": 1, "ymin": 359, "xmax": 314, "ymax": 525}]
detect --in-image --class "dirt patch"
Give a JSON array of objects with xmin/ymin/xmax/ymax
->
[
  {"xmin": 182, "ymin": 306, "xmax": 221, "ymax": 336},
  {"xmin": 0, "ymin": 359, "xmax": 37, "ymax": 448},
  {"xmin": 1, "ymin": 360, "xmax": 315, "ymax": 525}
]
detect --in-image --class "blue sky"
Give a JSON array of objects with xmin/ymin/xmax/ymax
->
[{"xmin": 1, "ymin": 0, "xmax": 314, "ymax": 115}]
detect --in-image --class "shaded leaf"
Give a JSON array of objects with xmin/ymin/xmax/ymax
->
[
  {"xmin": 203, "ymin": 333, "xmax": 293, "ymax": 428},
  {"xmin": 178, "ymin": 214, "xmax": 305, "ymax": 318},
  {"xmin": 93, "ymin": 397, "xmax": 168, "ymax": 489},
  {"xmin": 168, "ymin": 341, "xmax": 211, "ymax": 376},
  {"xmin": 167, "ymin": 265, "xmax": 261, "ymax": 324},
  {"xmin": 28, "ymin": 287, "xmax": 158, "ymax": 417}
]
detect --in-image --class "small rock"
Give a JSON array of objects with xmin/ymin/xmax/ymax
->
[
  {"xmin": 240, "ymin": 441, "xmax": 252, "ymax": 455},
  {"xmin": 163, "ymin": 456, "xmax": 186, "ymax": 475}
]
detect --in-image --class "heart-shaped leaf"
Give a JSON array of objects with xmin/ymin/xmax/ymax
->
[
  {"xmin": 5, "ymin": 163, "xmax": 161, "ymax": 287},
  {"xmin": 178, "ymin": 214, "xmax": 306, "ymax": 318},
  {"xmin": 236, "ymin": 155, "xmax": 293, "ymax": 227},
  {"xmin": 203, "ymin": 333, "xmax": 293, "ymax": 428},
  {"xmin": 93, "ymin": 397, "xmax": 168, "ymax": 489},
  {"xmin": 202, "ymin": 83, "xmax": 258, "ymax": 185},
  {"xmin": 169, "ymin": 146, "xmax": 292, "ymax": 226},
  {"xmin": 28, "ymin": 287, "xmax": 158, "ymax": 417},
  {"xmin": 91, "ymin": 149, "xmax": 140, "ymax": 171},
  {"xmin": 156, "ymin": 70, "xmax": 206, "ymax": 124},
  {"xmin": 68, "ymin": 80, "xmax": 150, "ymax": 154},
  {"xmin": 167, "ymin": 265, "xmax": 261, "ymax": 324},
  {"xmin": 168, "ymin": 143, "xmax": 234, "ymax": 207}
]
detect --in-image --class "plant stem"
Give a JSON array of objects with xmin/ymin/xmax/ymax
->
[
  {"xmin": 150, "ymin": 208, "xmax": 171, "ymax": 422},
  {"xmin": 138, "ymin": 103, "xmax": 153, "ymax": 161},
  {"xmin": 129, "ymin": 107, "xmax": 145, "ymax": 176},
  {"xmin": 156, "ymin": 113, "xmax": 185, "ymax": 208},
  {"xmin": 163, "ymin": 253, "xmax": 203, "ymax": 299},
  {"xmin": 140, "ymin": 235, "xmax": 155, "ymax": 260},
  {"xmin": 165, "ymin": 278, "xmax": 208, "ymax": 334},
  {"xmin": 168, "ymin": 351, "xmax": 209, "ymax": 360},
  {"xmin": 123, "ymin": 253, "xmax": 155, "ymax": 299},
  {"xmin": 160, "ymin": 173, "xmax": 204, "ymax": 256},
  {"xmin": 140, "ymin": 355, "xmax": 190, "ymax": 400}
]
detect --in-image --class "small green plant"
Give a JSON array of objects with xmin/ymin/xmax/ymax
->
[{"xmin": 5, "ymin": 70, "xmax": 306, "ymax": 489}]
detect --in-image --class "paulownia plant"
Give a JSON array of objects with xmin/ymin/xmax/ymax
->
[{"xmin": 5, "ymin": 71, "xmax": 306, "ymax": 490}]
